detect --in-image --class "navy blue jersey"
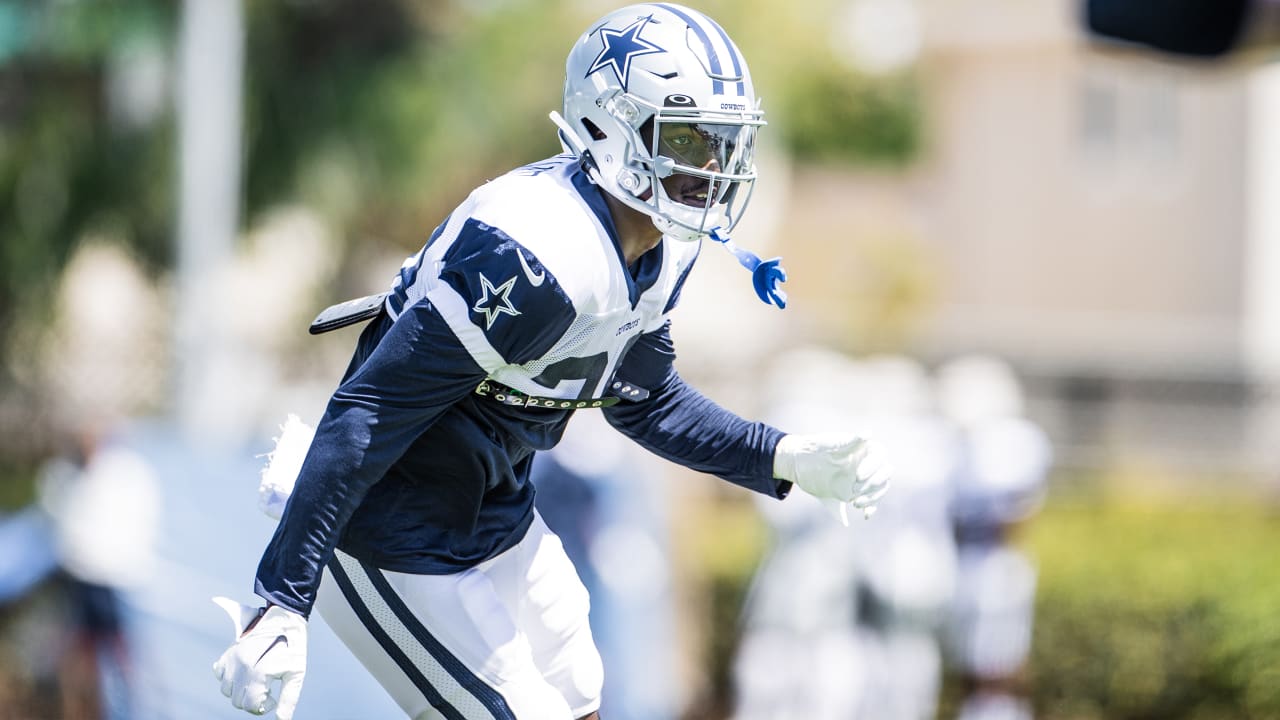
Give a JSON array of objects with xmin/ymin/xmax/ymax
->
[{"xmin": 255, "ymin": 155, "xmax": 788, "ymax": 617}]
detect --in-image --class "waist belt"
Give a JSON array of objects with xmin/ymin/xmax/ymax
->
[{"xmin": 474, "ymin": 378, "xmax": 649, "ymax": 410}]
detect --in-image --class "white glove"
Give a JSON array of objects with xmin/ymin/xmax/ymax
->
[
  {"xmin": 212, "ymin": 597, "xmax": 308, "ymax": 719},
  {"xmin": 773, "ymin": 433, "xmax": 892, "ymax": 525}
]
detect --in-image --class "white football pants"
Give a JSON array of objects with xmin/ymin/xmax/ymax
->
[{"xmin": 315, "ymin": 513, "xmax": 603, "ymax": 719}]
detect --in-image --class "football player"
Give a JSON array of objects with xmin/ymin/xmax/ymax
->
[{"xmin": 212, "ymin": 4, "xmax": 891, "ymax": 719}]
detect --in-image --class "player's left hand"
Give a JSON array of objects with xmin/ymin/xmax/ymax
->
[
  {"xmin": 212, "ymin": 597, "xmax": 308, "ymax": 719},
  {"xmin": 773, "ymin": 433, "xmax": 892, "ymax": 525}
]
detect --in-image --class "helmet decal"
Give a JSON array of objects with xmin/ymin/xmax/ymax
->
[
  {"xmin": 652, "ymin": 3, "xmax": 745, "ymax": 96},
  {"xmin": 586, "ymin": 16, "xmax": 665, "ymax": 91}
]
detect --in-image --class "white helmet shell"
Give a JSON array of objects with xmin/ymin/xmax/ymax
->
[{"xmin": 555, "ymin": 3, "xmax": 765, "ymax": 242}]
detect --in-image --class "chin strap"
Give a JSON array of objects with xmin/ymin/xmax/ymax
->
[{"xmin": 708, "ymin": 228, "xmax": 788, "ymax": 309}]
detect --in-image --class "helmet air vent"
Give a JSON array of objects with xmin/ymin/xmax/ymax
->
[{"xmin": 580, "ymin": 117, "xmax": 607, "ymax": 141}]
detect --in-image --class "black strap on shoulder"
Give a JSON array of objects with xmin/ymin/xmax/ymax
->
[{"xmin": 309, "ymin": 292, "xmax": 390, "ymax": 335}]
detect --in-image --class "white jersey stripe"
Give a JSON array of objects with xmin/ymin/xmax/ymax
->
[
  {"xmin": 330, "ymin": 551, "xmax": 512, "ymax": 719},
  {"xmin": 387, "ymin": 208, "xmax": 476, "ymax": 321},
  {"xmin": 426, "ymin": 283, "xmax": 507, "ymax": 374}
]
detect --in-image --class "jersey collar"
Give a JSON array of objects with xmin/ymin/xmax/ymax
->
[{"xmin": 569, "ymin": 161, "xmax": 664, "ymax": 308}]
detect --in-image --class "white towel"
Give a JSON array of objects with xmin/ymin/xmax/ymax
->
[{"xmin": 259, "ymin": 414, "xmax": 315, "ymax": 520}]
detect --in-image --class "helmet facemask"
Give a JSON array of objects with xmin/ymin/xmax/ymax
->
[
  {"xmin": 585, "ymin": 91, "xmax": 764, "ymax": 242},
  {"xmin": 643, "ymin": 103, "xmax": 763, "ymax": 241}
]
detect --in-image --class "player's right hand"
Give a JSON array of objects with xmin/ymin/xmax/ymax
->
[
  {"xmin": 212, "ymin": 597, "xmax": 308, "ymax": 719},
  {"xmin": 773, "ymin": 433, "xmax": 892, "ymax": 524}
]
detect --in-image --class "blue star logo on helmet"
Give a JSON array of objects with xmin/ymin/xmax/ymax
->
[{"xmin": 586, "ymin": 16, "xmax": 664, "ymax": 90}]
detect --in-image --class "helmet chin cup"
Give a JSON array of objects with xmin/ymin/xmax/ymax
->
[{"xmin": 652, "ymin": 215, "xmax": 702, "ymax": 243}]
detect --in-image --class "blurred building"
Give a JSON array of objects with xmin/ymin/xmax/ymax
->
[{"xmin": 779, "ymin": 0, "xmax": 1278, "ymax": 481}]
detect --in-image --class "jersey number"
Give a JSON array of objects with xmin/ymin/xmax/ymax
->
[{"xmin": 532, "ymin": 352, "xmax": 609, "ymax": 400}]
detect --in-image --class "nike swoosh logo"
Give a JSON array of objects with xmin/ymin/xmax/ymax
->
[
  {"xmin": 254, "ymin": 635, "xmax": 289, "ymax": 667},
  {"xmin": 516, "ymin": 250, "xmax": 545, "ymax": 287}
]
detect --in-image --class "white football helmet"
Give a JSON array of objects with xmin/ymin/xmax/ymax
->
[{"xmin": 552, "ymin": 3, "xmax": 766, "ymax": 242}]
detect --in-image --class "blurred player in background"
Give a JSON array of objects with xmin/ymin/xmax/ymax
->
[
  {"xmin": 36, "ymin": 424, "xmax": 160, "ymax": 720},
  {"xmin": 732, "ymin": 347, "xmax": 872, "ymax": 720},
  {"xmin": 844, "ymin": 357, "xmax": 957, "ymax": 720},
  {"xmin": 937, "ymin": 356, "xmax": 1051, "ymax": 720},
  {"xmin": 211, "ymin": 4, "xmax": 890, "ymax": 719},
  {"xmin": 734, "ymin": 350, "xmax": 955, "ymax": 720}
]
